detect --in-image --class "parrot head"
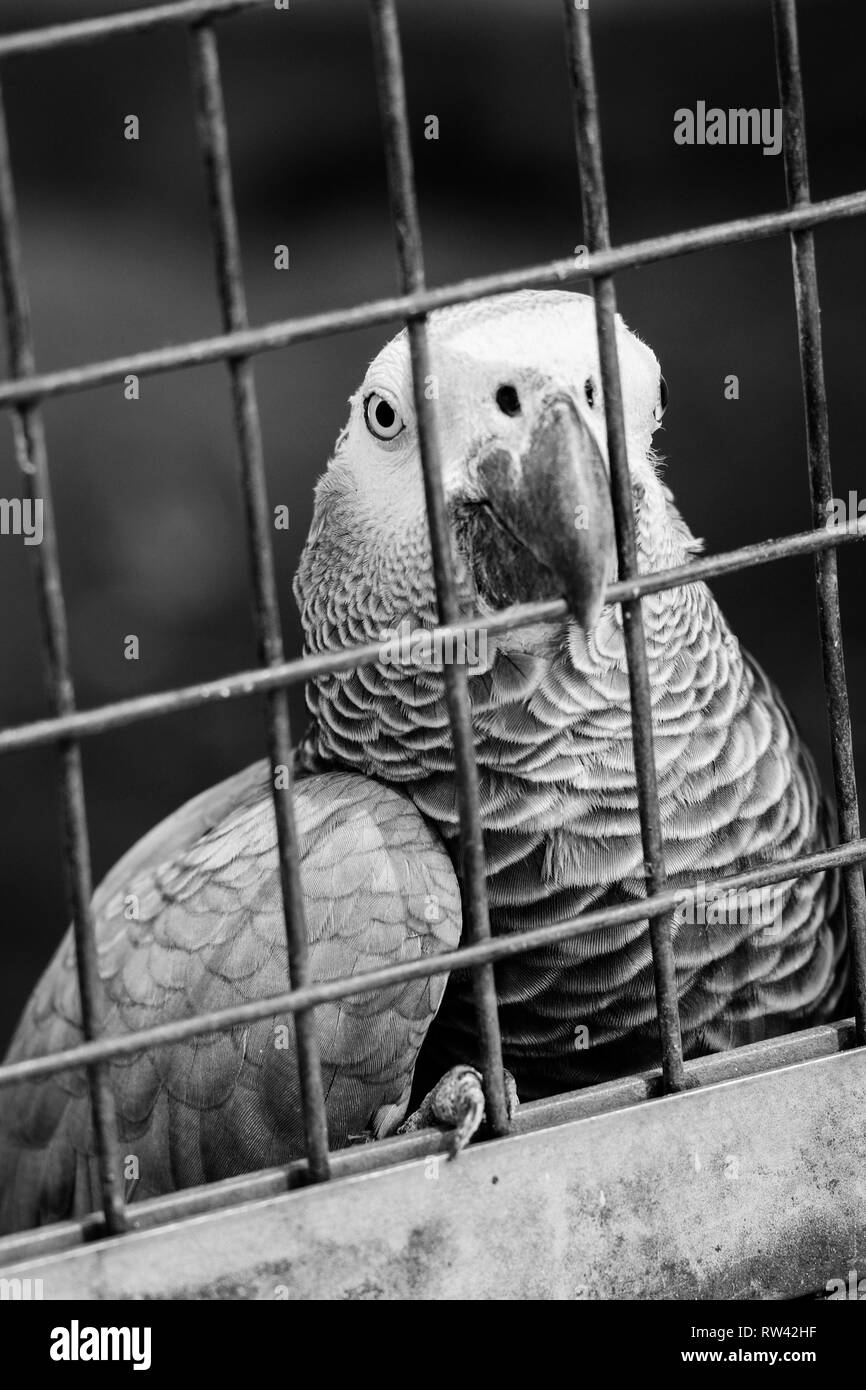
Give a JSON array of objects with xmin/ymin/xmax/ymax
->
[{"xmin": 295, "ymin": 289, "xmax": 668, "ymax": 655}]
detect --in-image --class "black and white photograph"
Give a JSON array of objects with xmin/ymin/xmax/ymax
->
[{"xmin": 0, "ymin": 0, "xmax": 864, "ymax": 1332}]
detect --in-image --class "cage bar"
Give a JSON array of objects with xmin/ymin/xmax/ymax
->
[
  {"xmin": 0, "ymin": 0, "xmax": 864, "ymax": 1252},
  {"xmin": 0, "ymin": 191, "xmax": 862, "ymax": 413},
  {"xmin": 0, "ymin": 514, "xmax": 863, "ymax": 755},
  {"xmin": 0, "ymin": 85, "xmax": 126, "ymax": 1234},
  {"xmin": 0, "ymin": 0, "xmax": 270, "ymax": 60},
  {"xmin": 5, "ymin": 1040, "xmax": 866, "ymax": 1299},
  {"xmin": 771, "ymin": 0, "xmax": 866, "ymax": 1045},
  {"xmin": 188, "ymin": 20, "xmax": 330, "ymax": 1181},
  {"xmin": 563, "ymin": 4, "xmax": 685, "ymax": 1091},
  {"xmin": 0, "ymin": 1012, "xmax": 856, "ymax": 1269},
  {"xmin": 0, "ymin": 1013, "xmax": 859, "ymax": 1279},
  {"xmin": 3, "ymin": 829, "xmax": 865, "ymax": 1093},
  {"xmin": 367, "ymin": 0, "xmax": 509, "ymax": 1136}
]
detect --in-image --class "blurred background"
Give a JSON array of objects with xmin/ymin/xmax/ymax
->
[{"xmin": 0, "ymin": 0, "xmax": 864, "ymax": 1045}]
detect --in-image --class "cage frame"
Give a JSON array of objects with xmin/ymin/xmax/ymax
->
[{"xmin": 0, "ymin": 0, "xmax": 864, "ymax": 1296}]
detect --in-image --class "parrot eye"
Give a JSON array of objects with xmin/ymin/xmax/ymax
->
[
  {"xmin": 584, "ymin": 377, "xmax": 597, "ymax": 409},
  {"xmin": 364, "ymin": 392, "xmax": 404, "ymax": 441},
  {"xmin": 655, "ymin": 375, "xmax": 668, "ymax": 424}
]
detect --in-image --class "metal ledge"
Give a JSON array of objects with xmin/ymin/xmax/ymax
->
[{"xmin": 1, "ymin": 1025, "xmax": 863, "ymax": 1299}]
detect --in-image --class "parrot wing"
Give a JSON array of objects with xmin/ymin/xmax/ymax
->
[{"xmin": 0, "ymin": 764, "xmax": 461, "ymax": 1232}]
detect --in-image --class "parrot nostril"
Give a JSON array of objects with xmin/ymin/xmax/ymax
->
[{"xmin": 495, "ymin": 384, "xmax": 521, "ymax": 417}]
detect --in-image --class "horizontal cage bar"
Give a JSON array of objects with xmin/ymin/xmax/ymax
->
[
  {"xmin": 0, "ymin": 515, "xmax": 862, "ymax": 757},
  {"xmin": 0, "ymin": 1018, "xmax": 856, "ymax": 1275},
  {"xmin": 0, "ymin": 194, "xmax": 863, "ymax": 409},
  {"xmin": 0, "ymin": 0, "xmax": 271, "ymax": 59},
  {"xmin": 2, "ymin": 832, "xmax": 864, "ymax": 1090}
]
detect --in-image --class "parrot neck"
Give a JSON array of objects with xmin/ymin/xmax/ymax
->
[{"xmin": 632, "ymin": 470, "xmax": 701, "ymax": 576}]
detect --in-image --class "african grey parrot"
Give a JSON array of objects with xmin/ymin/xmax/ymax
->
[
  {"xmin": 0, "ymin": 288, "xmax": 845, "ymax": 1233},
  {"xmin": 294, "ymin": 288, "xmax": 845, "ymax": 1099}
]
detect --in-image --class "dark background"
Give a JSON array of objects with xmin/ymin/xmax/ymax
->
[{"xmin": 0, "ymin": 0, "xmax": 863, "ymax": 1046}]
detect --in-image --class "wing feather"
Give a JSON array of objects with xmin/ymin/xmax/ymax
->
[{"xmin": 0, "ymin": 767, "xmax": 460, "ymax": 1233}]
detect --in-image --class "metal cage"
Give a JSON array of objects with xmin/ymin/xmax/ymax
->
[{"xmin": 0, "ymin": 0, "xmax": 864, "ymax": 1300}]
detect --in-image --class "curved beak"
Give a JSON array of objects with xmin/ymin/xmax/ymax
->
[{"xmin": 471, "ymin": 395, "xmax": 615, "ymax": 629}]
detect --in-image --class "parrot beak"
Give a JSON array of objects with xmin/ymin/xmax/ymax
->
[{"xmin": 470, "ymin": 395, "xmax": 615, "ymax": 629}]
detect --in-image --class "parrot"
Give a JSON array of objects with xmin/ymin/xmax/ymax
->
[
  {"xmin": 0, "ymin": 288, "xmax": 846, "ymax": 1233},
  {"xmin": 293, "ymin": 288, "xmax": 846, "ymax": 1101}
]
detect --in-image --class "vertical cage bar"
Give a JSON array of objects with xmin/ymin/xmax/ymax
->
[
  {"xmin": 562, "ymin": 3, "xmax": 685, "ymax": 1091},
  {"xmin": 188, "ymin": 22, "xmax": 331, "ymax": 1179},
  {"xmin": 367, "ymin": 0, "xmax": 509, "ymax": 1135},
  {"xmin": 771, "ymin": 0, "xmax": 866, "ymax": 1042},
  {"xmin": 0, "ymin": 83, "xmax": 127, "ymax": 1231}
]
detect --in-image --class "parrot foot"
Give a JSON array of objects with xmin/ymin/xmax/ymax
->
[{"xmin": 398, "ymin": 1065, "xmax": 519, "ymax": 1158}]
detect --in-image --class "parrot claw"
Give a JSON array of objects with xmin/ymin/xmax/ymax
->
[
  {"xmin": 398, "ymin": 1065, "xmax": 519, "ymax": 1158},
  {"xmin": 503, "ymin": 1067, "xmax": 520, "ymax": 1121}
]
